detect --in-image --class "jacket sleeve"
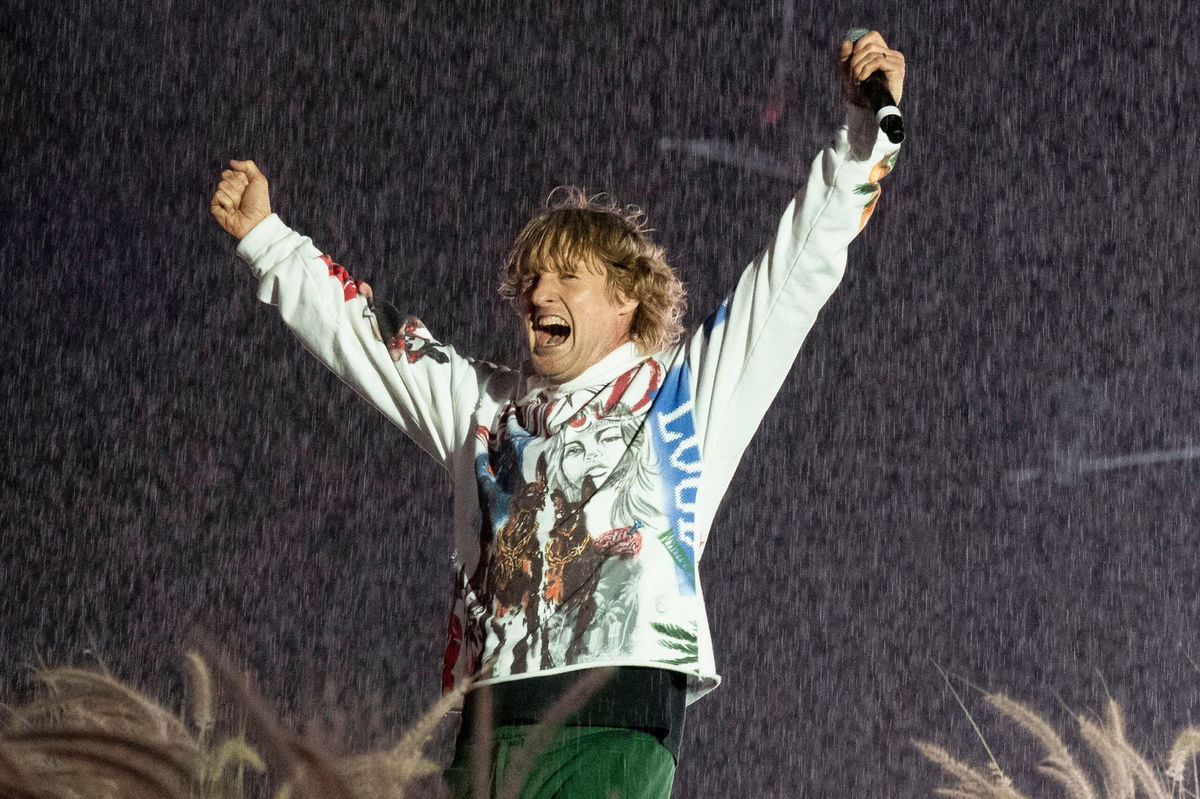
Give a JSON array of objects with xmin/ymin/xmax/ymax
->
[
  {"xmin": 235, "ymin": 214, "xmax": 488, "ymax": 470},
  {"xmin": 686, "ymin": 105, "xmax": 901, "ymax": 515}
]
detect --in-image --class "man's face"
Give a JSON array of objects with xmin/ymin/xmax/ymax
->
[{"xmin": 520, "ymin": 258, "xmax": 638, "ymax": 383}]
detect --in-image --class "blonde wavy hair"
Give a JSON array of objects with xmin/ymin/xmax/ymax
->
[{"xmin": 499, "ymin": 188, "xmax": 687, "ymax": 354}]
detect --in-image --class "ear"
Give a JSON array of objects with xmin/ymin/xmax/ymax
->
[{"xmin": 612, "ymin": 256, "xmax": 646, "ymax": 319}]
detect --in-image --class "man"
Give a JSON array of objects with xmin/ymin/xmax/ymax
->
[{"xmin": 211, "ymin": 30, "xmax": 904, "ymax": 799}]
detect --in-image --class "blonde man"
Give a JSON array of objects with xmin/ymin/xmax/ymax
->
[{"xmin": 212, "ymin": 30, "xmax": 904, "ymax": 799}]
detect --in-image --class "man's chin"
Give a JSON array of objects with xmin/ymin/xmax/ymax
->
[{"xmin": 530, "ymin": 351, "xmax": 578, "ymax": 383}]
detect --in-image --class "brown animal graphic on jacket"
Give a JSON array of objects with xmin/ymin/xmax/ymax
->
[
  {"xmin": 542, "ymin": 477, "xmax": 644, "ymax": 666},
  {"xmin": 474, "ymin": 454, "xmax": 549, "ymax": 673}
]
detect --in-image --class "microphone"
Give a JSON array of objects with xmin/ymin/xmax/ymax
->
[{"xmin": 845, "ymin": 28, "xmax": 904, "ymax": 144}]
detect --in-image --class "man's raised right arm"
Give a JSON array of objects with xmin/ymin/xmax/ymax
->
[{"xmin": 210, "ymin": 160, "xmax": 487, "ymax": 469}]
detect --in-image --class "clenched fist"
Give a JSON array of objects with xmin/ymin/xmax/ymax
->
[
  {"xmin": 210, "ymin": 159, "xmax": 271, "ymax": 239},
  {"xmin": 838, "ymin": 30, "xmax": 905, "ymax": 108}
]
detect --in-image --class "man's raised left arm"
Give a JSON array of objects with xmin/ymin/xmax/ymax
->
[{"xmin": 683, "ymin": 31, "xmax": 906, "ymax": 516}]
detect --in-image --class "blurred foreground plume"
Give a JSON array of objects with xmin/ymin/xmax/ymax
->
[
  {"xmin": 0, "ymin": 649, "xmax": 469, "ymax": 798},
  {"xmin": 916, "ymin": 692, "xmax": 1200, "ymax": 798}
]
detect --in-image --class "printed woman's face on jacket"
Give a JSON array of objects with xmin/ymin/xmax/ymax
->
[{"xmin": 560, "ymin": 421, "xmax": 627, "ymax": 489}]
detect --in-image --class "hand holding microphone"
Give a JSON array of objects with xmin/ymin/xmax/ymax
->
[{"xmin": 839, "ymin": 29, "xmax": 906, "ymax": 143}]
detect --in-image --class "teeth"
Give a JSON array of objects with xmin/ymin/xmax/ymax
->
[{"xmin": 536, "ymin": 315, "xmax": 568, "ymax": 328}]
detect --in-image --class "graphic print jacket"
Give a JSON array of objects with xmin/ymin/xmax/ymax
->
[{"xmin": 236, "ymin": 106, "xmax": 900, "ymax": 703}]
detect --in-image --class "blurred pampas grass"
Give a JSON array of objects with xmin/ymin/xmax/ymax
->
[
  {"xmin": 916, "ymin": 689, "xmax": 1200, "ymax": 799},
  {"xmin": 0, "ymin": 649, "xmax": 466, "ymax": 799}
]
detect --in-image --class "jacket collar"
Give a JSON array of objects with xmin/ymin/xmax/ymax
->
[{"xmin": 521, "ymin": 341, "xmax": 647, "ymax": 399}]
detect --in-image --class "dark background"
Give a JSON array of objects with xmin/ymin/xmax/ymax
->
[{"xmin": 3, "ymin": 0, "xmax": 1198, "ymax": 795}]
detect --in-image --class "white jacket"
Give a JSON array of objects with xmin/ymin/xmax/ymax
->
[{"xmin": 236, "ymin": 106, "xmax": 900, "ymax": 703}]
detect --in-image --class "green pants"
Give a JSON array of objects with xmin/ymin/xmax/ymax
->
[{"xmin": 445, "ymin": 724, "xmax": 676, "ymax": 799}]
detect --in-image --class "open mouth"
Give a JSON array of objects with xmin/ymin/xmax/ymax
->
[{"xmin": 532, "ymin": 315, "xmax": 571, "ymax": 348}]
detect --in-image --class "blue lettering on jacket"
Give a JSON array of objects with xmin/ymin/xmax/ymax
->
[{"xmin": 649, "ymin": 362, "xmax": 702, "ymax": 595}]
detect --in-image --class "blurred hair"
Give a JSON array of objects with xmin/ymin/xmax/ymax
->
[{"xmin": 499, "ymin": 187, "xmax": 687, "ymax": 354}]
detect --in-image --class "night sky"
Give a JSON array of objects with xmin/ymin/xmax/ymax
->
[{"xmin": 3, "ymin": 0, "xmax": 1199, "ymax": 795}]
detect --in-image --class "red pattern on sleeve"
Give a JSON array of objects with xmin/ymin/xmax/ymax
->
[{"xmin": 319, "ymin": 253, "xmax": 359, "ymax": 301}]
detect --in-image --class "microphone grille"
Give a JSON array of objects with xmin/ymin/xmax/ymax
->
[{"xmin": 845, "ymin": 28, "xmax": 870, "ymax": 43}]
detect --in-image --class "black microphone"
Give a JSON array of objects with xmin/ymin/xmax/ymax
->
[{"xmin": 845, "ymin": 28, "xmax": 904, "ymax": 144}]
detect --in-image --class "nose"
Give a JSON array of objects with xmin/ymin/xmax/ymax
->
[{"xmin": 526, "ymin": 273, "xmax": 557, "ymax": 306}]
